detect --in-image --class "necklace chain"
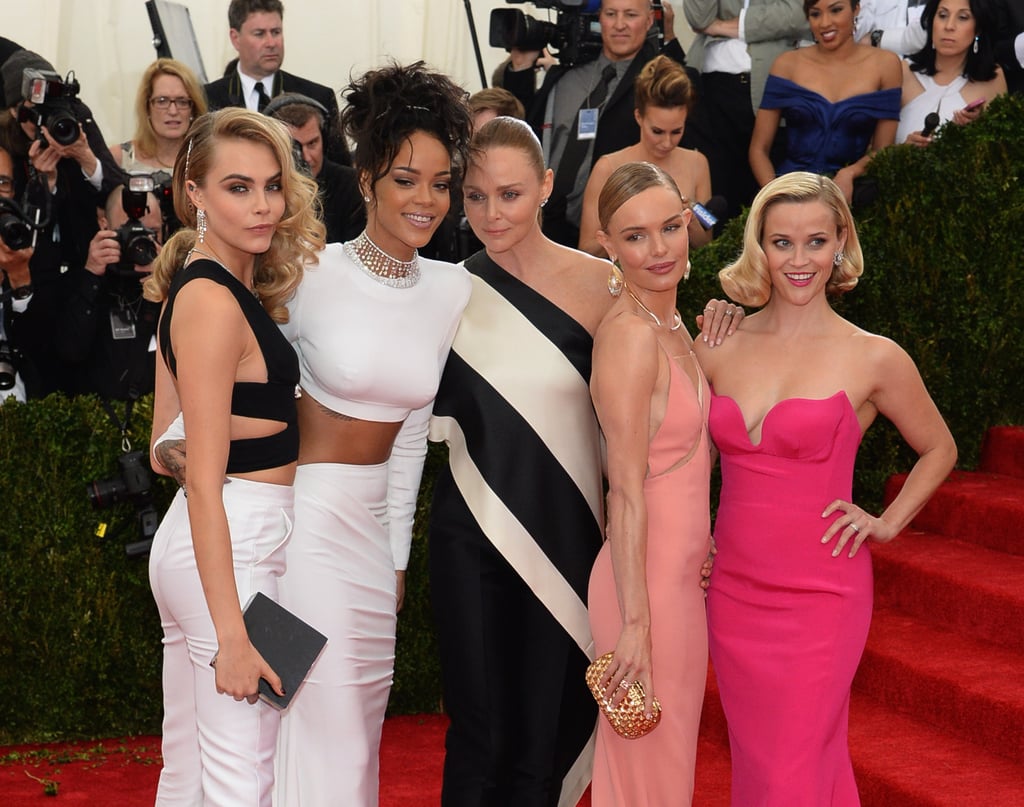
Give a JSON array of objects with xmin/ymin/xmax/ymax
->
[
  {"xmin": 187, "ymin": 246, "xmax": 260, "ymax": 300},
  {"xmin": 345, "ymin": 231, "xmax": 421, "ymax": 289},
  {"xmin": 626, "ymin": 286, "xmax": 682, "ymax": 331}
]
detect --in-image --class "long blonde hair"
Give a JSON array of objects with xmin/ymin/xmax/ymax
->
[
  {"xmin": 143, "ymin": 108, "xmax": 324, "ymax": 322},
  {"xmin": 132, "ymin": 59, "xmax": 208, "ymax": 160},
  {"xmin": 720, "ymin": 172, "xmax": 863, "ymax": 307}
]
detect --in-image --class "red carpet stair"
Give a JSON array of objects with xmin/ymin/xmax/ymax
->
[{"xmin": 698, "ymin": 426, "xmax": 1024, "ymax": 807}]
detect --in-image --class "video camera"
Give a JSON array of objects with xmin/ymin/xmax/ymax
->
[
  {"xmin": 490, "ymin": 0, "xmax": 604, "ymax": 67},
  {"xmin": 110, "ymin": 175, "xmax": 160, "ymax": 278},
  {"xmin": 87, "ymin": 450, "xmax": 159, "ymax": 557},
  {"xmin": 17, "ymin": 68, "xmax": 83, "ymax": 148}
]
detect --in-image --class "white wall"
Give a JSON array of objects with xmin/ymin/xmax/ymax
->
[{"xmin": 3, "ymin": 0, "xmax": 517, "ymax": 144}]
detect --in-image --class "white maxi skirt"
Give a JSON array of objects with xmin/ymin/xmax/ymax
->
[{"xmin": 274, "ymin": 461, "xmax": 396, "ymax": 807}]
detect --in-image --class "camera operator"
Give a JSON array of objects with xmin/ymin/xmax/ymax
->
[
  {"xmin": 55, "ymin": 182, "xmax": 162, "ymax": 400},
  {"xmin": 264, "ymin": 93, "xmax": 364, "ymax": 243},
  {"xmin": 502, "ymin": 0, "xmax": 692, "ymax": 247},
  {"xmin": 0, "ymin": 142, "xmax": 64, "ymax": 400}
]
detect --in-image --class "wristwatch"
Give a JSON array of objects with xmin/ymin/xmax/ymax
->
[
  {"xmin": 870, "ymin": 30, "xmax": 884, "ymax": 47},
  {"xmin": 10, "ymin": 284, "xmax": 33, "ymax": 300}
]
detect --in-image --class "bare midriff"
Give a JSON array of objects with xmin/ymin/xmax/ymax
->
[{"xmin": 295, "ymin": 392, "xmax": 403, "ymax": 466}]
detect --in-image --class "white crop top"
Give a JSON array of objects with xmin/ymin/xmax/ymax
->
[{"xmin": 282, "ymin": 242, "xmax": 471, "ymax": 422}]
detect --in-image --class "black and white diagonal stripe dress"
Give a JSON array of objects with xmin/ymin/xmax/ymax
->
[{"xmin": 429, "ymin": 250, "xmax": 603, "ymax": 807}]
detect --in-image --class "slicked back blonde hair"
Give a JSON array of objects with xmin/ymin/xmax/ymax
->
[{"xmin": 720, "ymin": 172, "xmax": 863, "ymax": 307}]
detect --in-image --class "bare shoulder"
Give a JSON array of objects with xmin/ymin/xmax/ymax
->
[
  {"xmin": 848, "ymin": 326, "xmax": 914, "ymax": 374},
  {"xmin": 594, "ymin": 308, "xmax": 659, "ymax": 368},
  {"xmin": 866, "ymin": 45, "xmax": 903, "ymax": 85},
  {"xmin": 772, "ymin": 48, "xmax": 800, "ymax": 77},
  {"xmin": 172, "ymin": 276, "xmax": 245, "ymax": 323}
]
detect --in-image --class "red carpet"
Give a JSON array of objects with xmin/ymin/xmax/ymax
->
[{"xmin": 3, "ymin": 427, "xmax": 1020, "ymax": 805}]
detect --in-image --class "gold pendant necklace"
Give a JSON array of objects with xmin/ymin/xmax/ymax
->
[{"xmin": 626, "ymin": 286, "xmax": 682, "ymax": 331}]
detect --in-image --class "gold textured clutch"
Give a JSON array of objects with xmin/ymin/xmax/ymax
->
[{"xmin": 585, "ymin": 652, "xmax": 662, "ymax": 739}]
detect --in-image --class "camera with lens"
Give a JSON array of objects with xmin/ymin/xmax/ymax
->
[
  {"xmin": 87, "ymin": 450, "xmax": 159, "ymax": 557},
  {"xmin": 490, "ymin": 0, "xmax": 604, "ymax": 66},
  {"xmin": 18, "ymin": 68, "xmax": 83, "ymax": 149},
  {"xmin": 0, "ymin": 199, "xmax": 34, "ymax": 251},
  {"xmin": 111, "ymin": 175, "xmax": 160, "ymax": 278},
  {"xmin": 0, "ymin": 340, "xmax": 22, "ymax": 391}
]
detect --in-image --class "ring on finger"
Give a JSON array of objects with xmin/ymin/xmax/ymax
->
[
  {"xmin": 849, "ymin": 523, "xmax": 861, "ymax": 533},
  {"xmin": 704, "ymin": 305, "xmax": 715, "ymax": 312},
  {"xmin": 619, "ymin": 679, "xmax": 631, "ymax": 690},
  {"xmin": 725, "ymin": 308, "xmax": 734, "ymax": 316}
]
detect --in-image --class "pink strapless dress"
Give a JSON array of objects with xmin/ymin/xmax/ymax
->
[
  {"xmin": 588, "ymin": 350, "xmax": 711, "ymax": 806},
  {"xmin": 707, "ymin": 390, "xmax": 870, "ymax": 807}
]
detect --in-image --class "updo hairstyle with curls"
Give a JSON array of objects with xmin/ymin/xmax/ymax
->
[
  {"xmin": 597, "ymin": 161, "xmax": 683, "ymax": 233},
  {"xmin": 719, "ymin": 171, "xmax": 863, "ymax": 308},
  {"xmin": 143, "ymin": 107, "xmax": 325, "ymax": 323},
  {"xmin": 341, "ymin": 61, "xmax": 473, "ymax": 198},
  {"xmin": 634, "ymin": 54, "xmax": 696, "ymax": 114}
]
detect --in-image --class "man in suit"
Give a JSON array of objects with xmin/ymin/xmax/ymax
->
[
  {"xmin": 503, "ymin": 0, "xmax": 692, "ymax": 247},
  {"xmin": 683, "ymin": 0, "xmax": 808, "ymax": 220},
  {"xmin": 264, "ymin": 93, "xmax": 364, "ymax": 244},
  {"xmin": 203, "ymin": 0, "xmax": 347, "ymax": 162}
]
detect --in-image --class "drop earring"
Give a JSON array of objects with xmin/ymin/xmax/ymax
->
[
  {"xmin": 833, "ymin": 251, "xmax": 845, "ymax": 267},
  {"xmin": 973, "ymin": 35, "xmax": 979, "ymax": 54},
  {"xmin": 684, "ymin": 259, "xmax": 692, "ymax": 281},
  {"xmin": 608, "ymin": 260, "xmax": 624, "ymax": 297},
  {"xmin": 196, "ymin": 208, "xmax": 207, "ymax": 243}
]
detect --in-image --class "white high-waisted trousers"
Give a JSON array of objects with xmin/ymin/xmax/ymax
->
[
  {"xmin": 149, "ymin": 478, "xmax": 293, "ymax": 807},
  {"xmin": 274, "ymin": 462, "xmax": 396, "ymax": 807}
]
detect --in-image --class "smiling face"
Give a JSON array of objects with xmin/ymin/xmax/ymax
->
[
  {"xmin": 931, "ymin": 0, "xmax": 976, "ymax": 59},
  {"xmin": 363, "ymin": 130, "xmax": 452, "ymax": 261},
  {"xmin": 186, "ymin": 137, "xmax": 285, "ymax": 269},
  {"xmin": 635, "ymin": 105, "xmax": 688, "ymax": 161},
  {"xmin": 598, "ymin": 185, "xmax": 692, "ymax": 293},
  {"xmin": 600, "ymin": 0, "xmax": 654, "ymax": 62},
  {"xmin": 230, "ymin": 10, "xmax": 284, "ymax": 79},
  {"xmin": 807, "ymin": 0, "xmax": 859, "ymax": 49},
  {"xmin": 760, "ymin": 200, "xmax": 847, "ymax": 304},
  {"xmin": 463, "ymin": 145, "xmax": 552, "ymax": 257},
  {"xmin": 148, "ymin": 73, "xmax": 193, "ymax": 142}
]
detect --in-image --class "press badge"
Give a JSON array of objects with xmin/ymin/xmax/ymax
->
[
  {"xmin": 577, "ymin": 108, "xmax": 599, "ymax": 140},
  {"xmin": 110, "ymin": 308, "xmax": 137, "ymax": 340}
]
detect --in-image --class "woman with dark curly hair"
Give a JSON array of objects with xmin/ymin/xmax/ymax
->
[
  {"xmin": 145, "ymin": 107, "xmax": 323, "ymax": 806},
  {"xmin": 897, "ymin": 0, "xmax": 1007, "ymax": 145},
  {"xmin": 271, "ymin": 62, "xmax": 473, "ymax": 806}
]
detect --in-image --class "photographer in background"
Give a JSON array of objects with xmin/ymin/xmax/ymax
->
[
  {"xmin": 265, "ymin": 93, "xmax": 364, "ymax": 243},
  {"xmin": 0, "ymin": 143, "xmax": 62, "ymax": 400},
  {"xmin": 56, "ymin": 182, "xmax": 162, "ymax": 400},
  {"xmin": 502, "ymin": 0, "xmax": 692, "ymax": 247}
]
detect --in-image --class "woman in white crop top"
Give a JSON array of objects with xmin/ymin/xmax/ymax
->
[{"xmin": 271, "ymin": 63, "xmax": 473, "ymax": 807}]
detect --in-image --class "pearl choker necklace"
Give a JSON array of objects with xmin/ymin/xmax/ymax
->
[
  {"xmin": 626, "ymin": 287, "xmax": 682, "ymax": 331},
  {"xmin": 345, "ymin": 231, "xmax": 421, "ymax": 289}
]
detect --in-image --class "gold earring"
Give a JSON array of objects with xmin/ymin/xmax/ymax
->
[{"xmin": 608, "ymin": 260, "xmax": 624, "ymax": 297}]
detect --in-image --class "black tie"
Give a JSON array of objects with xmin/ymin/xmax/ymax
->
[
  {"xmin": 550, "ymin": 64, "xmax": 618, "ymax": 206},
  {"xmin": 255, "ymin": 81, "xmax": 271, "ymax": 112}
]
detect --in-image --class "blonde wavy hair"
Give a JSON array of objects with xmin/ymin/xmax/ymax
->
[
  {"xmin": 719, "ymin": 172, "xmax": 863, "ymax": 307},
  {"xmin": 143, "ymin": 108, "xmax": 324, "ymax": 322},
  {"xmin": 133, "ymin": 59, "xmax": 208, "ymax": 161}
]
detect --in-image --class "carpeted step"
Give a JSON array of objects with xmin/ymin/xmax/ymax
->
[
  {"xmin": 849, "ymin": 688, "xmax": 1024, "ymax": 807},
  {"xmin": 884, "ymin": 470, "xmax": 1024, "ymax": 555},
  {"xmin": 979, "ymin": 426, "xmax": 1024, "ymax": 479},
  {"xmin": 854, "ymin": 606, "xmax": 1024, "ymax": 766},
  {"xmin": 872, "ymin": 528, "xmax": 1024, "ymax": 654}
]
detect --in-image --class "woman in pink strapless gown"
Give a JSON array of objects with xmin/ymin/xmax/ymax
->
[
  {"xmin": 587, "ymin": 162, "xmax": 712, "ymax": 807},
  {"xmin": 695, "ymin": 173, "xmax": 957, "ymax": 807}
]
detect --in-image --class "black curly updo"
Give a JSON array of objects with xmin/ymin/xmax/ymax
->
[{"xmin": 341, "ymin": 61, "xmax": 472, "ymax": 196}]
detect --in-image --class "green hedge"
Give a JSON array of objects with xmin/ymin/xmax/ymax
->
[{"xmin": 2, "ymin": 95, "xmax": 1022, "ymax": 744}]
